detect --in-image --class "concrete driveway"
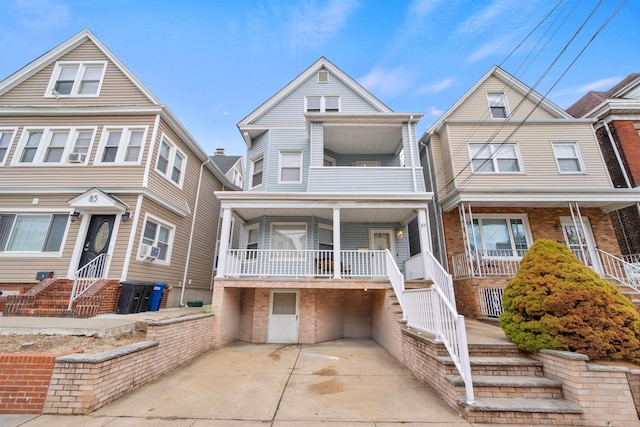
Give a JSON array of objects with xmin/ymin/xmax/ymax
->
[{"xmin": 13, "ymin": 339, "xmax": 472, "ymax": 427}]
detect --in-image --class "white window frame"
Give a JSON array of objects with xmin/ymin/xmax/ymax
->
[
  {"xmin": 487, "ymin": 92, "xmax": 509, "ymax": 119},
  {"xmin": 155, "ymin": 134, "xmax": 187, "ymax": 187},
  {"xmin": 317, "ymin": 70, "xmax": 329, "ymax": 83},
  {"xmin": 278, "ymin": 151, "xmax": 303, "ymax": 184},
  {"xmin": 45, "ymin": 61, "xmax": 107, "ymax": 98},
  {"xmin": 269, "ymin": 222, "xmax": 307, "ymax": 255},
  {"xmin": 323, "ymin": 155, "xmax": 336, "ymax": 167},
  {"xmin": 0, "ymin": 128, "xmax": 17, "ymax": 166},
  {"xmin": 137, "ymin": 213, "xmax": 175, "ymax": 265},
  {"xmin": 305, "ymin": 95, "xmax": 341, "ymax": 113},
  {"xmin": 468, "ymin": 142, "xmax": 524, "ymax": 174},
  {"xmin": 250, "ymin": 156, "xmax": 264, "ymax": 189},
  {"xmin": 0, "ymin": 210, "xmax": 70, "ymax": 256},
  {"xmin": 552, "ymin": 141, "xmax": 586, "ymax": 174},
  {"xmin": 232, "ymin": 168, "xmax": 243, "ymax": 187},
  {"xmin": 318, "ymin": 224, "xmax": 333, "ymax": 251},
  {"xmin": 12, "ymin": 127, "xmax": 96, "ymax": 166},
  {"xmin": 95, "ymin": 126, "xmax": 147, "ymax": 166},
  {"xmin": 467, "ymin": 214, "xmax": 533, "ymax": 259}
]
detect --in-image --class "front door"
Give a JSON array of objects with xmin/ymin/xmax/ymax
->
[
  {"xmin": 560, "ymin": 216, "xmax": 600, "ymax": 272},
  {"xmin": 267, "ymin": 290, "xmax": 299, "ymax": 343},
  {"xmin": 369, "ymin": 229, "xmax": 395, "ymax": 254},
  {"xmin": 78, "ymin": 215, "xmax": 115, "ymax": 270}
]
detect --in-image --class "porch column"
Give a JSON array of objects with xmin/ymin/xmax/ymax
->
[
  {"xmin": 333, "ymin": 208, "xmax": 341, "ymax": 279},
  {"xmin": 418, "ymin": 208, "xmax": 431, "ymax": 279},
  {"xmin": 215, "ymin": 207, "xmax": 233, "ymax": 278}
]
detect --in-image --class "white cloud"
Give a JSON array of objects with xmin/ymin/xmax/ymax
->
[
  {"xmin": 359, "ymin": 66, "xmax": 416, "ymax": 99},
  {"xmin": 391, "ymin": 0, "xmax": 443, "ymax": 53},
  {"xmin": 455, "ymin": 1, "xmax": 510, "ymax": 37},
  {"xmin": 575, "ymin": 77, "xmax": 623, "ymax": 93},
  {"xmin": 467, "ymin": 39, "xmax": 508, "ymax": 63},
  {"xmin": 416, "ymin": 77, "xmax": 455, "ymax": 95},
  {"xmin": 288, "ymin": 0, "xmax": 359, "ymax": 53},
  {"xmin": 14, "ymin": 0, "xmax": 70, "ymax": 32},
  {"xmin": 427, "ymin": 106, "xmax": 442, "ymax": 117}
]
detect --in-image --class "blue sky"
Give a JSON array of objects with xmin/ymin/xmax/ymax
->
[{"xmin": 0, "ymin": 0, "xmax": 637, "ymax": 157}]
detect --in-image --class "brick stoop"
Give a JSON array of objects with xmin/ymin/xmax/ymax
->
[{"xmin": 3, "ymin": 278, "xmax": 120, "ymax": 318}]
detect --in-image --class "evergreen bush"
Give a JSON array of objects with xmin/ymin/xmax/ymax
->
[{"xmin": 499, "ymin": 239, "xmax": 640, "ymax": 362}]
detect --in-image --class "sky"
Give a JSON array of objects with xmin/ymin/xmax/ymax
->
[{"xmin": 0, "ymin": 0, "xmax": 638, "ymax": 158}]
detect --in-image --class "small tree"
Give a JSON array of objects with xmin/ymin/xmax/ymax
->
[{"xmin": 500, "ymin": 239, "xmax": 640, "ymax": 362}]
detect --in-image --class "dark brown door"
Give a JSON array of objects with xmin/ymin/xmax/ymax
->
[{"xmin": 78, "ymin": 215, "xmax": 115, "ymax": 270}]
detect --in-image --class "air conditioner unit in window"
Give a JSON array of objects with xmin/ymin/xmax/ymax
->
[
  {"xmin": 67, "ymin": 152, "xmax": 86, "ymax": 163},
  {"xmin": 141, "ymin": 244, "xmax": 161, "ymax": 260}
]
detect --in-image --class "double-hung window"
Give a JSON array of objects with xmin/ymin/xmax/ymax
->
[
  {"xmin": 46, "ymin": 62, "xmax": 106, "ymax": 97},
  {"xmin": 305, "ymin": 96, "xmax": 340, "ymax": 112},
  {"xmin": 14, "ymin": 128, "xmax": 95, "ymax": 165},
  {"xmin": 279, "ymin": 151, "xmax": 302, "ymax": 183},
  {"xmin": 140, "ymin": 216, "xmax": 174, "ymax": 263},
  {"xmin": 469, "ymin": 143, "xmax": 522, "ymax": 173},
  {"xmin": 487, "ymin": 92, "xmax": 508, "ymax": 118},
  {"xmin": 318, "ymin": 225, "xmax": 333, "ymax": 252},
  {"xmin": 467, "ymin": 215, "xmax": 531, "ymax": 258},
  {"xmin": 552, "ymin": 142, "xmax": 584, "ymax": 173},
  {"xmin": 0, "ymin": 129, "xmax": 16, "ymax": 165},
  {"xmin": 250, "ymin": 157, "xmax": 263, "ymax": 188},
  {"xmin": 98, "ymin": 127, "xmax": 145, "ymax": 164},
  {"xmin": 155, "ymin": 136, "xmax": 186, "ymax": 186},
  {"xmin": 245, "ymin": 225, "xmax": 259, "ymax": 260},
  {"xmin": 0, "ymin": 213, "xmax": 67, "ymax": 253}
]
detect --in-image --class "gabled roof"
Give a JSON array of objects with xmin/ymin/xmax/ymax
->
[
  {"xmin": 209, "ymin": 155, "xmax": 243, "ymax": 175},
  {"xmin": 237, "ymin": 57, "xmax": 392, "ymax": 130},
  {"xmin": 567, "ymin": 73, "xmax": 640, "ymax": 118},
  {"xmin": 0, "ymin": 29, "xmax": 159, "ymax": 103},
  {"xmin": 426, "ymin": 65, "xmax": 573, "ymax": 135}
]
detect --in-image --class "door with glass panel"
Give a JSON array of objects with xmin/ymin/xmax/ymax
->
[
  {"xmin": 79, "ymin": 215, "xmax": 115, "ymax": 273},
  {"xmin": 267, "ymin": 290, "xmax": 299, "ymax": 343},
  {"xmin": 369, "ymin": 229, "xmax": 395, "ymax": 276},
  {"xmin": 560, "ymin": 217, "xmax": 600, "ymax": 272}
]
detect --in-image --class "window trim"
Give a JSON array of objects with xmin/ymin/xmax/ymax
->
[
  {"xmin": 467, "ymin": 214, "xmax": 533, "ymax": 259},
  {"xmin": 551, "ymin": 141, "xmax": 586, "ymax": 174},
  {"xmin": 486, "ymin": 92, "xmax": 509, "ymax": 119},
  {"xmin": 323, "ymin": 155, "xmax": 336, "ymax": 167},
  {"xmin": 318, "ymin": 224, "xmax": 333, "ymax": 251},
  {"xmin": 305, "ymin": 95, "xmax": 341, "ymax": 113},
  {"xmin": 468, "ymin": 142, "xmax": 524, "ymax": 174},
  {"xmin": 278, "ymin": 151, "xmax": 303, "ymax": 184},
  {"xmin": 0, "ymin": 128, "xmax": 17, "ymax": 166},
  {"xmin": 317, "ymin": 70, "xmax": 329, "ymax": 83},
  {"xmin": 12, "ymin": 127, "xmax": 97, "ymax": 166},
  {"xmin": 94, "ymin": 126, "xmax": 147, "ymax": 166},
  {"xmin": 249, "ymin": 156, "xmax": 264, "ymax": 189},
  {"xmin": 137, "ymin": 213, "xmax": 176, "ymax": 265},
  {"xmin": 154, "ymin": 134, "xmax": 187, "ymax": 188},
  {"xmin": 45, "ymin": 61, "xmax": 107, "ymax": 98},
  {"xmin": 0, "ymin": 210, "xmax": 70, "ymax": 257}
]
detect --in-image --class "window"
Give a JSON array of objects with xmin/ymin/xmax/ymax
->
[
  {"xmin": 14, "ymin": 128, "xmax": 95, "ymax": 165},
  {"xmin": 323, "ymin": 156, "xmax": 335, "ymax": 167},
  {"xmin": 98, "ymin": 127, "xmax": 145, "ymax": 164},
  {"xmin": 469, "ymin": 143, "xmax": 522, "ymax": 173},
  {"xmin": 232, "ymin": 169, "xmax": 243, "ymax": 187},
  {"xmin": 487, "ymin": 92, "xmax": 508, "ymax": 118},
  {"xmin": 318, "ymin": 225, "xmax": 333, "ymax": 251},
  {"xmin": 250, "ymin": 157, "xmax": 263, "ymax": 188},
  {"xmin": 141, "ymin": 217, "xmax": 174, "ymax": 262},
  {"xmin": 467, "ymin": 216, "xmax": 531, "ymax": 257},
  {"xmin": 317, "ymin": 70, "xmax": 329, "ymax": 83},
  {"xmin": 245, "ymin": 225, "xmax": 259, "ymax": 260},
  {"xmin": 270, "ymin": 224, "xmax": 307, "ymax": 251},
  {"xmin": 279, "ymin": 152, "xmax": 302, "ymax": 183},
  {"xmin": 305, "ymin": 96, "xmax": 340, "ymax": 112},
  {"xmin": 46, "ymin": 62, "xmax": 106, "ymax": 97},
  {"xmin": 0, "ymin": 214, "xmax": 67, "ymax": 253},
  {"xmin": 552, "ymin": 142, "xmax": 584, "ymax": 173},
  {"xmin": 0, "ymin": 130, "xmax": 15, "ymax": 164},
  {"xmin": 155, "ymin": 136, "xmax": 186, "ymax": 186}
]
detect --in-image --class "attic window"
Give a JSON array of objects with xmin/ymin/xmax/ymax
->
[
  {"xmin": 305, "ymin": 96, "xmax": 340, "ymax": 113},
  {"xmin": 318, "ymin": 70, "xmax": 329, "ymax": 83},
  {"xmin": 487, "ymin": 92, "xmax": 508, "ymax": 119},
  {"xmin": 46, "ymin": 62, "xmax": 106, "ymax": 97}
]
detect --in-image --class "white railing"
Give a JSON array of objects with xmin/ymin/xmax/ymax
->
[
  {"xmin": 477, "ymin": 286, "xmax": 505, "ymax": 318},
  {"xmin": 451, "ymin": 250, "xmax": 523, "ymax": 278},
  {"xmin": 597, "ymin": 249, "xmax": 640, "ymax": 293},
  {"xmin": 425, "ymin": 250, "xmax": 456, "ymax": 306},
  {"xmin": 403, "ymin": 286, "xmax": 474, "ymax": 402},
  {"xmin": 385, "ymin": 250, "xmax": 405, "ymax": 308},
  {"xmin": 223, "ymin": 249, "xmax": 388, "ymax": 278},
  {"xmin": 67, "ymin": 253, "xmax": 109, "ymax": 310},
  {"xmin": 623, "ymin": 253, "xmax": 640, "ymax": 264}
]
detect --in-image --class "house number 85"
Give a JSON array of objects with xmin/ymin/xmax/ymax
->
[{"xmin": 88, "ymin": 195, "xmax": 98, "ymax": 203}]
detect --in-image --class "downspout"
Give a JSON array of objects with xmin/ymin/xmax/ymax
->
[{"xmin": 180, "ymin": 158, "xmax": 210, "ymax": 307}]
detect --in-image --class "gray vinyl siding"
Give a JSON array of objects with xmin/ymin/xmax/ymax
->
[
  {"xmin": 265, "ymin": 128, "xmax": 309, "ymax": 192},
  {"xmin": 246, "ymin": 131, "xmax": 270, "ymax": 191},
  {"xmin": 252, "ymin": 69, "xmax": 381, "ymax": 126},
  {"xmin": 310, "ymin": 122, "xmax": 324, "ymax": 167},
  {"xmin": 0, "ymin": 40, "xmax": 154, "ymax": 107}
]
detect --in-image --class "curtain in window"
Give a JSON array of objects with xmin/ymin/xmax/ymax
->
[
  {"xmin": 271, "ymin": 225, "xmax": 306, "ymax": 250},
  {"xmin": 6, "ymin": 215, "xmax": 50, "ymax": 251}
]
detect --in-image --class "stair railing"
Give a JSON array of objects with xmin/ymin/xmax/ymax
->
[
  {"xmin": 596, "ymin": 249, "xmax": 640, "ymax": 293},
  {"xmin": 67, "ymin": 253, "xmax": 109, "ymax": 311}
]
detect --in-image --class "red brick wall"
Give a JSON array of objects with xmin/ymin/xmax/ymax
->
[
  {"xmin": 611, "ymin": 121, "xmax": 640, "ymax": 186},
  {"xmin": 0, "ymin": 352, "xmax": 73, "ymax": 414}
]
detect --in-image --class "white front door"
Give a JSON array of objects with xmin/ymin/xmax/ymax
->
[
  {"xmin": 560, "ymin": 216, "xmax": 601, "ymax": 273},
  {"xmin": 369, "ymin": 229, "xmax": 395, "ymax": 254},
  {"xmin": 267, "ymin": 290, "xmax": 299, "ymax": 343}
]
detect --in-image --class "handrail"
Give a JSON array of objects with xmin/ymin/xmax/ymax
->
[
  {"xmin": 384, "ymin": 249, "xmax": 405, "ymax": 310},
  {"xmin": 67, "ymin": 253, "xmax": 109, "ymax": 311},
  {"xmin": 424, "ymin": 250, "xmax": 456, "ymax": 306},
  {"xmin": 596, "ymin": 249, "xmax": 640, "ymax": 293}
]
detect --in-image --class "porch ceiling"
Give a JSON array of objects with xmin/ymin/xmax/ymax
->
[
  {"xmin": 323, "ymin": 125, "xmax": 402, "ymax": 154},
  {"xmin": 230, "ymin": 206, "xmax": 415, "ymax": 223}
]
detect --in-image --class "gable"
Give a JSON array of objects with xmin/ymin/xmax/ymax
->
[{"xmin": 0, "ymin": 39, "xmax": 154, "ymax": 107}]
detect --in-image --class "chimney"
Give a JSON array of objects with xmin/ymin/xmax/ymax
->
[{"xmin": 215, "ymin": 148, "xmax": 225, "ymax": 156}]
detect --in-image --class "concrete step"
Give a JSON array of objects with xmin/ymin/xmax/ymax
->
[
  {"xmin": 438, "ymin": 355, "xmax": 544, "ymax": 376},
  {"xmin": 446, "ymin": 375, "xmax": 563, "ymax": 399},
  {"xmin": 458, "ymin": 397, "xmax": 582, "ymax": 425}
]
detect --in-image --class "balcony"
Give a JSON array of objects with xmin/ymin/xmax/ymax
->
[{"xmin": 307, "ymin": 166, "xmax": 424, "ymax": 193}]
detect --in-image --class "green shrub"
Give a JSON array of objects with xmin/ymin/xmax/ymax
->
[{"xmin": 499, "ymin": 239, "xmax": 640, "ymax": 362}]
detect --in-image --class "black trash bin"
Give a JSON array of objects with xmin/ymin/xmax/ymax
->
[
  {"xmin": 148, "ymin": 282, "xmax": 168, "ymax": 312},
  {"xmin": 138, "ymin": 283, "xmax": 154, "ymax": 312},
  {"xmin": 117, "ymin": 281, "xmax": 155, "ymax": 314}
]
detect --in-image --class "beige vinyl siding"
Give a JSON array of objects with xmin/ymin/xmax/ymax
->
[
  {"xmin": 449, "ymin": 76, "xmax": 562, "ymax": 122},
  {"xmin": 428, "ymin": 133, "xmax": 449, "ymax": 197},
  {"xmin": 445, "ymin": 122, "xmax": 613, "ymax": 190},
  {"xmin": 0, "ymin": 40, "xmax": 154, "ymax": 107}
]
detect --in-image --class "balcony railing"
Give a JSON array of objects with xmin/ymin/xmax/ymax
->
[
  {"xmin": 451, "ymin": 250, "xmax": 523, "ymax": 278},
  {"xmin": 307, "ymin": 166, "xmax": 424, "ymax": 192},
  {"xmin": 223, "ymin": 249, "xmax": 388, "ymax": 278}
]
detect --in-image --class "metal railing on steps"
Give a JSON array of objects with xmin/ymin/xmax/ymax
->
[{"xmin": 67, "ymin": 253, "xmax": 109, "ymax": 311}]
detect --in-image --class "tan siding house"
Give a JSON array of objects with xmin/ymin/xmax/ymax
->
[
  {"xmin": 420, "ymin": 66, "xmax": 640, "ymax": 320},
  {"xmin": 0, "ymin": 30, "xmax": 237, "ymax": 314}
]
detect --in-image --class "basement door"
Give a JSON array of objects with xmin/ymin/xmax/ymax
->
[{"xmin": 267, "ymin": 290, "xmax": 299, "ymax": 343}]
